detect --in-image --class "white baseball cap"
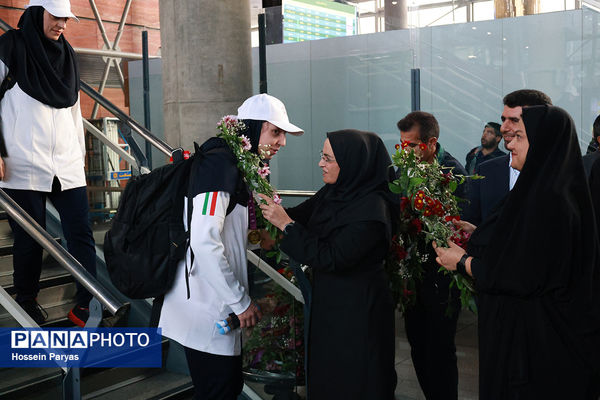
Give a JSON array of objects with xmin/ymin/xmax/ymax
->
[
  {"xmin": 237, "ymin": 94, "xmax": 304, "ymax": 136},
  {"xmin": 27, "ymin": 0, "xmax": 79, "ymax": 22}
]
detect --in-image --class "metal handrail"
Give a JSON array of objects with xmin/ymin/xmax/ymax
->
[
  {"xmin": 80, "ymin": 81, "xmax": 174, "ymax": 157},
  {"xmin": 83, "ymin": 119, "xmax": 138, "ymax": 168},
  {"xmin": 246, "ymin": 250, "xmax": 304, "ymax": 304},
  {"xmin": 277, "ymin": 190, "xmax": 316, "ymax": 197},
  {"xmin": 0, "ymin": 190, "xmax": 125, "ymax": 316}
]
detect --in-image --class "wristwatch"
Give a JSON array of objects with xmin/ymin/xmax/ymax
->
[
  {"xmin": 456, "ymin": 253, "xmax": 470, "ymax": 276},
  {"xmin": 283, "ymin": 221, "xmax": 295, "ymax": 236}
]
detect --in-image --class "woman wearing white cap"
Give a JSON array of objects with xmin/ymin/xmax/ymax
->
[
  {"xmin": 0, "ymin": 0, "xmax": 96, "ymax": 327},
  {"xmin": 158, "ymin": 93, "xmax": 303, "ymax": 400}
]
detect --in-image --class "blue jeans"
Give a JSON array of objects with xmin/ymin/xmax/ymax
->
[{"xmin": 5, "ymin": 182, "xmax": 96, "ymax": 306}]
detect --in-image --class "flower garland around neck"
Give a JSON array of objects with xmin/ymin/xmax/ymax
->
[{"xmin": 216, "ymin": 115, "xmax": 283, "ymax": 262}]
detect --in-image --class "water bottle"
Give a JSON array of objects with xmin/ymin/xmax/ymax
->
[{"xmin": 216, "ymin": 313, "xmax": 240, "ymax": 335}]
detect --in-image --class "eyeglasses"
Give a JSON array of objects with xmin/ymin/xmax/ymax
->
[{"xmin": 319, "ymin": 151, "xmax": 336, "ymax": 164}]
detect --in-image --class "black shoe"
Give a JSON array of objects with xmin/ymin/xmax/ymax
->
[
  {"xmin": 68, "ymin": 305, "xmax": 89, "ymax": 328},
  {"xmin": 18, "ymin": 299, "xmax": 48, "ymax": 325}
]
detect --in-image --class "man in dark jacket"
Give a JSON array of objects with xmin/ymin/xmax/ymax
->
[
  {"xmin": 464, "ymin": 89, "xmax": 552, "ymax": 226},
  {"xmin": 465, "ymin": 122, "xmax": 505, "ymax": 174},
  {"xmin": 397, "ymin": 111, "xmax": 467, "ymax": 400},
  {"xmin": 583, "ymin": 114, "xmax": 600, "ymax": 178}
]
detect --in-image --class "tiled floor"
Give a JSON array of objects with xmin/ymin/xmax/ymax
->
[{"xmin": 394, "ymin": 310, "xmax": 479, "ymax": 400}]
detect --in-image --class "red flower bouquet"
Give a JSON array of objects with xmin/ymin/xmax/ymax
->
[{"xmin": 387, "ymin": 141, "xmax": 477, "ymax": 314}]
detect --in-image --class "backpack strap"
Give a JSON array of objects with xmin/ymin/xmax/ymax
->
[
  {"xmin": 185, "ymin": 193, "xmax": 193, "ymax": 299},
  {"xmin": 0, "ymin": 71, "xmax": 15, "ymax": 157},
  {"xmin": 0, "ymin": 71, "xmax": 16, "ymax": 100}
]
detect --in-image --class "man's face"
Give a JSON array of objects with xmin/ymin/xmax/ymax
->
[
  {"xmin": 43, "ymin": 10, "xmax": 68, "ymax": 41},
  {"xmin": 258, "ymin": 122, "xmax": 286, "ymax": 160},
  {"xmin": 500, "ymin": 106, "xmax": 524, "ymax": 151},
  {"xmin": 481, "ymin": 127, "xmax": 500, "ymax": 149},
  {"xmin": 400, "ymin": 126, "xmax": 437, "ymax": 163}
]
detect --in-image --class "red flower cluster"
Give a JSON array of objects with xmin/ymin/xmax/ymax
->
[
  {"xmin": 391, "ymin": 241, "xmax": 408, "ymax": 260},
  {"xmin": 441, "ymin": 172, "xmax": 452, "ymax": 185},
  {"xmin": 400, "ymin": 196, "xmax": 411, "ymax": 212},
  {"xmin": 400, "ymin": 140, "xmax": 428, "ymax": 151},
  {"xmin": 414, "ymin": 190, "xmax": 426, "ymax": 210},
  {"xmin": 409, "ymin": 218, "xmax": 423, "ymax": 234},
  {"xmin": 413, "ymin": 190, "xmax": 445, "ymax": 217}
]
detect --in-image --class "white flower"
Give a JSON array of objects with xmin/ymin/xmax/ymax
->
[{"xmin": 273, "ymin": 194, "xmax": 282, "ymax": 205}]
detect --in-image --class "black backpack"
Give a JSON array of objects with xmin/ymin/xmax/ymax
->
[
  {"xmin": 104, "ymin": 142, "xmax": 239, "ymax": 300},
  {"xmin": 104, "ymin": 151, "xmax": 195, "ymax": 299}
]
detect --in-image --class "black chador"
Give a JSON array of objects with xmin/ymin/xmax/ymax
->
[{"xmin": 468, "ymin": 106, "xmax": 600, "ymax": 399}]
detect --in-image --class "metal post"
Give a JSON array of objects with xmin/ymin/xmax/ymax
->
[
  {"xmin": 63, "ymin": 367, "xmax": 81, "ymax": 400},
  {"xmin": 142, "ymin": 30, "xmax": 153, "ymax": 168},
  {"xmin": 258, "ymin": 13, "xmax": 268, "ymax": 94},
  {"xmin": 411, "ymin": 68, "xmax": 420, "ymax": 111}
]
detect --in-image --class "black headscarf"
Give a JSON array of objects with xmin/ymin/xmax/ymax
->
[
  {"xmin": 306, "ymin": 129, "xmax": 396, "ymax": 239},
  {"xmin": 0, "ymin": 6, "xmax": 79, "ymax": 108},
  {"xmin": 590, "ymin": 158, "xmax": 600, "ymax": 240},
  {"xmin": 472, "ymin": 105, "xmax": 600, "ymax": 372},
  {"xmin": 239, "ymin": 119, "xmax": 263, "ymax": 155}
]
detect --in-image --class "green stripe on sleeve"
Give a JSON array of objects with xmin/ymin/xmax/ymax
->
[{"xmin": 202, "ymin": 192, "xmax": 210, "ymax": 215}]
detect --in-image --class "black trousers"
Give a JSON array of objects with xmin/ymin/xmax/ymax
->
[
  {"xmin": 184, "ymin": 347, "xmax": 243, "ymax": 400},
  {"xmin": 5, "ymin": 183, "xmax": 96, "ymax": 306},
  {"xmin": 404, "ymin": 271, "xmax": 460, "ymax": 400}
]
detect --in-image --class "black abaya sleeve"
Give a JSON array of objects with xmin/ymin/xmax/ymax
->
[
  {"xmin": 285, "ymin": 189, "xmax": 325, "ymax": 226},
  {"xmin": 280, "ymin": 220, "xmax": 388, "ymax": 272},
  {"xmin": 590, "ymin": 158, "xmax": 600, "ymax": 237}
]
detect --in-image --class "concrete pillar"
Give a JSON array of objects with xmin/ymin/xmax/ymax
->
[
  {"xmin": 523, "ymin": 0, "xmax": 540, "ymax": 15},
  {"xmin": 495, "ymin": 0, "xmax": 539, "ymax": 18},
  {"xmin": 159, "ymin": 0, "xmax": 252, "ymax": 150},
  {"xmin": 384, "ymin": 0, "xmax": 408, "ymax": 31},
  {"xmin": 495, "ymin": 0, "xmax": 516, "ymax": 18}
]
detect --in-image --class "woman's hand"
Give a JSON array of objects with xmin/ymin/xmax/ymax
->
[
  {"xmin": 432, "ymin": 239, "xmax": 466, "ymax": 271},
  {"xmin": 257, "ymin": 194, "xmax": 293, "ymax": 231},
  {"xmin": 452, "ymin": 219, "xmax": 476, "ymax": 234}
]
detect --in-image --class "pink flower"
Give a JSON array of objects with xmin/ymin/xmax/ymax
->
[
  {"xmin": 240, "ymin": 135, "xmax": 252, "ymax": 151},
  {"xmin": 220, "ymin": 115, "xmax": 238, "ymax": 129},
  {"xmin": 257, "ymin": 165, "xmax": 270, "ymax": 178},
  {"xmin": 273, "ymin": 194, "xmax": 282, "ymax": 205}
]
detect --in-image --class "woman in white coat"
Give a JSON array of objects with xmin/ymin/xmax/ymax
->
[{"xmin": 0, "ymin": 0, "xmax": 96, "ymax": 326}]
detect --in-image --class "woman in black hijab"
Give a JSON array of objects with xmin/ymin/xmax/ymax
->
[
  {"xmin": 434, "ymin": 105, "xmax": 600, "ymax": 398},
  {"xmin": 590, "ymin": 158, "xmax": 600, "ymax": 237},
  {"xmin": 259, "ymin": 130, "xmax": 397, "ymax": 400},
  {"xmin": 0, "ymin": 2, "xmax": 97, "ymax": 327}
]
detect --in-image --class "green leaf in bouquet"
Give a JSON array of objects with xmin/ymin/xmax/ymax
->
[
  {"xmin": 449, "ymin": 181, "xmax": 458, "ymax": 192},
  {"xmin": 388, "ymin": 182, "xmax": 402, "ymax": 194},
  {"xmin": 409, "ymin": 177, "xmax": 425, "ymax": 188},
  {"xmin": 265, "ymin": 250, "xmax": 277, "ymax": 258}
]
